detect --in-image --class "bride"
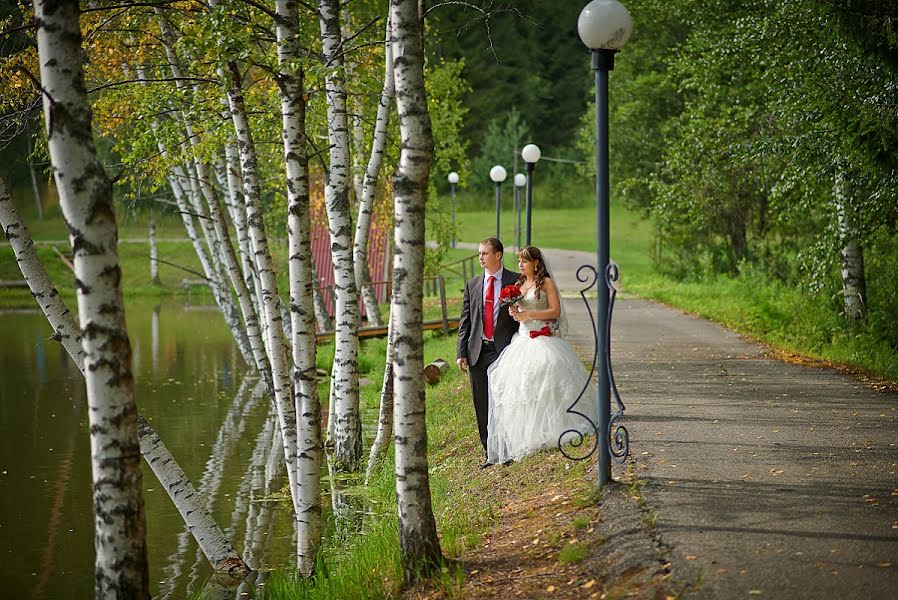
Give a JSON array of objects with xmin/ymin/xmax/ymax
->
[{"xmin": 486, "ymin": 245, "xmax": 598, "ymax": 465}]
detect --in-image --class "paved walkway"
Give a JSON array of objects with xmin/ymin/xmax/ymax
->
[{"xmin": 540, "ymin": 247, "xmax": 898, "ymax": 598}]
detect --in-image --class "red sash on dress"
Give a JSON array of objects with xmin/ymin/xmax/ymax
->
[{"xmin": 529, "ymin": 325, "xmax": 552, "ymax": 339}]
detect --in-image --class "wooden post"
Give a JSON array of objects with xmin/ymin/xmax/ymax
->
[
  {"xmin": 423, "ymin": 359, "xmax": 448, "ymax": 385},
  {"xmin": 438, "ymin": 275, "xmax": 448, "ymax": 336}
]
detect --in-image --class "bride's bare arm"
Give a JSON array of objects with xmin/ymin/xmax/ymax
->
[{"xmin": 514, "ymin": 277, "xmax": 561, "ymax": 322}]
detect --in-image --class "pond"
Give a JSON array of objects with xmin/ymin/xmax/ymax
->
[{"xmin": 0, "ymin": 300, "xmax": 295, "ymax": 598}]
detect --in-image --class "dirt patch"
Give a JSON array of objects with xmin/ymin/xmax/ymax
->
[{"xmin": 405, "ymin": 452, "xmax": 675, "ymax": 600}]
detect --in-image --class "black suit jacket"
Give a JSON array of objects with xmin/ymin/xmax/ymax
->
[{"xmin": 457, "ymin": 269, "xmax": 520, "ymax": 366}]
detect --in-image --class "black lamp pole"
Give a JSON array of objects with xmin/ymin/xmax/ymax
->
[
  {"xmin": 494, "ymin": 182, "xmax": 501, "ymax": 239},
  {"xmin": 524, "ymin": 161, "xmax": 534, "ymax": 245},
  {"xmin": 593, "ymin": 47, "xmax": 615, "ymax": 486}
]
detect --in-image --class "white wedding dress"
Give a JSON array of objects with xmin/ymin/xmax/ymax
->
[{"xmin": 486, "ymin": 288, "xmax": 598, "ymax": 464}]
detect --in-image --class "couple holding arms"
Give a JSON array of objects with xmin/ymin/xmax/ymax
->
[{"xmin": 456, "ymin": 238, "xmax": 597, "ymax": 468}]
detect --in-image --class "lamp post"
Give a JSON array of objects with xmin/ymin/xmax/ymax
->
[
  {"xmin": 521, "ymin": 143, "xmax": 541, "ymax": 245},
  {"xmin": 489, "ymin": 165, "xmax": 507, "ymax": 240},
  {"xmin": 513, "ymin": 173, "xmax": 526, "ymax": 250},
  {"xmin": 448, "ymin": 171, "xmax": 459, "ymax": 248},
  {"xmin": 578, "ymin": 0, "xmax": 632, "ymax": 487}
]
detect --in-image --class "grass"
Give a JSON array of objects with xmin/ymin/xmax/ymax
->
[
  {"xmin": 558, "ymin": 542, "xmax": 590, "ymax": 564},
  {"xmin": 259, "ymin": 331, "xmax": 502, "ymax": 600},
  {"xmin": 454, "ymin": 186, "xmax": 897, "ymax": 383}
]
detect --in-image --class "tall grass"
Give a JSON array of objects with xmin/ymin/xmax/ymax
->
[{"xmin": 261, "ymin": 332, "xmax": 499, "ymax": 599}]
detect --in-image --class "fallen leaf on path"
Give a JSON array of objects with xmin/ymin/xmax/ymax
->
[
  {"xmin": 878, "ymin": 562, "xmax": 892, "ymax": 568},
  {"xmin": 770, "ymin": 468, "xmax": 784, "ymax": 476},
  {"xmin": 546, "ymin": 585, "xmax": 556, "ymax": 592}
]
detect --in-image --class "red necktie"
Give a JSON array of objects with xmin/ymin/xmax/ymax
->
[{"xmin": 484, "ymin": 275, "xmax": 495, "ymax": 340}]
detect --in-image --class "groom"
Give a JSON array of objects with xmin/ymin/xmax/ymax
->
[{"xmin": 456, "ymin": 237, "xmax": 519, "ymax": 468}]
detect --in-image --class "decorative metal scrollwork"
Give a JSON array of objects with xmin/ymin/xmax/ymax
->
[
  {"xmin": 558, "ymin": 265, "xmax": 601, "ymax": 461},
  {"xmin": 557, "ymin": 262, "xmax": 629, "ymax": 464},
  {"xmin": 605, "ymin": 262, "xmax": 629, "ymax": 464}
]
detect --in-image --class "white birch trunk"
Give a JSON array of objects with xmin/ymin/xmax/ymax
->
[
  {"xmin": 353, "ymin": 16, "xmax": 394, "ymax": 328},
  {"xmin": 365, "ymin": 305, "xmax": 394, "ymax": 485},
  {"xmin": 390, "ymin": 0, "xmax": 443, "ymax": 580},
  {"xmin": 219, "ymin": 53, "xmax": 300, "ymax": 507},
  {"xmin": 319, "ymin": 0, "xmax": 363, "ymax": 472},
  {"xmin": 310, "ymin": 257, "xmax": 333, "ymax": 331},
  {"xmin": 1, "ymin": 176, "xmax": 251, "ymax": 577},
  {"xmin": 1, "ymin": 177, "xmax": 84, "ymax": 369},
  {"xmin": 150, "ymin": 16, "xmax": 261, "ymax": 370},
  {"xmin": 32, "ymin": 2, "xmax": 149, "ymax": 594},
  {"xmin": 149, "ymin": 210, "xmax": 160, "ymax": 285},
  {"xmin": 138, "ymin": 416, "xmax": 250, "ymax": 577},
  {"xmin": 275, "ymin": 0, "xmax": 323, "ymax": 576},
  {"xmin": 155, "ymin": 14, "xmax": 282, "ymax": 398},
  {"xmin": 835, "ymin": 172, "xmax": 867, "ymax": 321},
  {"xmin": 222, "ymin": 143, "xmax": 265, "ymax": 323}
]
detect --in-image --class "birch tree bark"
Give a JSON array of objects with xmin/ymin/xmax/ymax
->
[
  {"xmin": 310, "ymin": 257, "xmax": 333, "ymax": 331},
  {"xmin": 275, "ymin": 0, "xmax": 323, "ymax": 576},
  {"xmin": 835, "ymin": 171, "xmax": 867, "ymax": 321},
  {"xmin": 138, "ymin": 417, "xmax": 251, "ymax": 578},
  {"xmin": 389, "ymin": 0, "xmax": 443, "ymax": 580},
  {"xmin": 365, "ymin": 305, "xmax": 394, "ymax": 485},
  {"xmin": 221, "ymin": 143, "xmax": 265, "ymax": 324},
  {"xmin": 353, "ymin": 16, "xmax": 394, "ymax": 328},
  {"xmin": 149, "ymin": 209, "xmax": 160, "ymax": 285},
  {"xmin": 32, "ymin": 1, "xmax": 149, "ymax": 594},
  {"xmin": 1, "ymin": 177, "xmax": 83, "ymax": 366},
  {"xmin": 215, "ymin": 45, "xmax": 300, "ymax": 506},
  {"xmin": 154, "ymin": 13, "xmax": 279, "ymax": 399},
  {"xmin": 319, "ymin": 0, "xmax": 363, "ymax": 472}
]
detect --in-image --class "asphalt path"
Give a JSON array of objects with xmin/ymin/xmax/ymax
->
[{"xmin": 535, "ymin": 246, "xmax": 898, "ymax": 599}]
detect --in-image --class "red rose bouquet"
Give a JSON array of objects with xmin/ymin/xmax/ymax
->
[{"xmin": 499, "ymin": 284, "xmax": 523, "ymax": 307}]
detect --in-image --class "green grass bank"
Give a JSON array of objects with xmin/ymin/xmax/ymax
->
[{"xmin": 452, "ymin": 193, "xmax": 897, "ymax": 383}]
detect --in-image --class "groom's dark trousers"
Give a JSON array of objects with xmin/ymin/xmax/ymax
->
[{"xmin": 457, "ymin": 269, "xmax": 520, "ymax": 453}]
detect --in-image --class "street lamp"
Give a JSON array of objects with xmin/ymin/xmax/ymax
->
[
  {"xmin": 578, "ymin": 0, "xmax": 632, "ymax": 487},
  {"xmin": 448, "ymin": 171, "xmax": 459, "ymax": 248},
  {"xmin": 489, "ymin": 165, "xmax": 507, "ymax": 240},
  {"xmin": 513, "ymin": 173, "xmax": 526, "ymax": 250},
  {"xmin": 521, "ymin": 143, "xmax": 541, "ymax": 245}
]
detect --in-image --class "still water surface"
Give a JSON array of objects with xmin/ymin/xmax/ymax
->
[{"xmin": 0, "ymin": 300, "xmax": 293, "ymax": 598}]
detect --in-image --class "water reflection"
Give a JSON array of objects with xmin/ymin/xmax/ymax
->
[{"xmin": 0, "ymin": 300, "xmax": 292, "ymax": 599}]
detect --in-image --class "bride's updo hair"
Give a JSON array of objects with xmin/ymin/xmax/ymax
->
[{"xmin": 516, "ymin": 246, "xmax": 550, "ymax": 299}]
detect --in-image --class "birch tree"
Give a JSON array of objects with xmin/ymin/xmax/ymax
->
[
  {"xmin": 200, "ymin": 0, "xmax": 301, "ymax": 507},
  {"xmin": 32, "ymin": 1, "xmax": 148, "ymax": 594},
  {"xmin": 275, "ymin": 0, "xmax": 323, "ymax": 575},
  {"xmin": 353, "ymin": 16, "xmax": 394, "ymax": 328},
  {"xmin": 318, "ymin": 0, "xmax": 363, "ymax": 472},
  {"xmin": 389, "ymin": 0, "xmax": 442, "ymax": 580},
  {"xmin": 365, "ymin": 306, "xmax": 394, "ymax": 485},
  {"xmin": 834, "ymin": 171, "xmax": 867, "ymax": 320},
  {"xmin": 149, "ymin": 209, "xmax": 160, "ymax": 285}
]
